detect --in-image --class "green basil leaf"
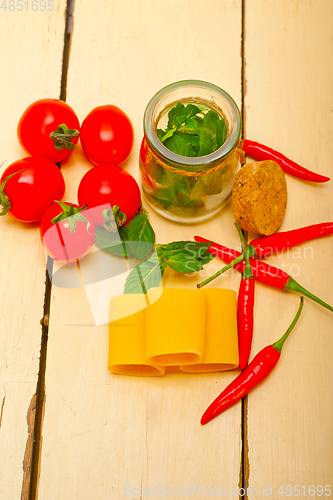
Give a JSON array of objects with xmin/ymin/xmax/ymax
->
[
  {"xmin": 124, "ymin": 253, "xmax": 164, "ymax": 294},
  {"xmin": 95, "ymin": 226, "xmax": 133, "ymax": 258},
  {"xmin": 128, "ymin": 214, "xmax": 156, "ymax": 260}
]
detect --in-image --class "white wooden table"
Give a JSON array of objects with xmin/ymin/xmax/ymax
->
[{"xmin": 0, "ymin": 1, "xmax": 332, "ymax": 499}]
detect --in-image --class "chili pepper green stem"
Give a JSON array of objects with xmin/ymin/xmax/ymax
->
[
  {"xmin": 235, "ymin": 222, "xmax": 253, "ymax": 279},
  {"xmin": 286, "ymin": 277, "xmax": 333, "ymax": 312},
  {"xmin": 271, "ymin": 296, "xmax": 304, "ymax": 354},
  {"xmin": 197, "ymin": 253, "xmax": 244, "ymax": 288}
]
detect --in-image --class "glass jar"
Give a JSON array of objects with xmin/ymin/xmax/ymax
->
[{"xmin": 139, "ymin": 80, "xmax": 242, "ymax": 224}]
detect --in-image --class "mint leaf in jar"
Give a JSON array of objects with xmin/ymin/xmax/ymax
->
[
  {"xmin": 157, "ymin": 103, "xmax": 227, "ymax": 157},
  {"xmin": 163, "ymin": 132, "xmax": 199, "ymax": 157}
]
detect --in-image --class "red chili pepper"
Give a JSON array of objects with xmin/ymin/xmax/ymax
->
[
  {"xmin": 243, "ymin": 139, "xmax": 330, "ymax": 183},
  {"xmin": 248, "ymin": 222, "xmax": 333, "ymax": 258},
  {"xmin": 201, "ymin": 297, "xmax": 304, "ymax": 425},
  {"xmin": 194, "ymin": 236, "xmax": 333, "ymax": 313},
  {"xmin": 235, "ymin": 223, "xmax": 255, "ymax": 370}
]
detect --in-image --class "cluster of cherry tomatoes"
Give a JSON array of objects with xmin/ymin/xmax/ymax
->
[{"xmin": 0, "ymin": 98, "xmax": 141, "ymax": 262}]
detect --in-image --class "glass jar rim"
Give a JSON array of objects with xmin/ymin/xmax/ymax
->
[{"xmin": 143, "ymin": 79, "xmax": 242, "ymax": 169}]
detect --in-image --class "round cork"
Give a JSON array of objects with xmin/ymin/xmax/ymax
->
[{"xmin": 232, "ymin": 160, "xmax": 287, "ymax": 235}]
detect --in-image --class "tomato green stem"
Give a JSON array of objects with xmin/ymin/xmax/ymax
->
[
  {"xmin": 271, "ymin": 297, "xmax": 304, "ymax": 354},
  {"xmin": 49, "ymin": 123, "xmax": 79, "ymax": 151},
  {"xmin": 0, "ymin": 169, "xmax": 24, "ymax": 216},
  {"xmin": 51, "ymin": 201, "xmax": 89, "ymax": 234}
]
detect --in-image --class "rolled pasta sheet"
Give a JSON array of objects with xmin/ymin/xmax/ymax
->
[
  {"xmin": 145, "ymin": 288, "xmax": 207, "ymax": 367},
  {"xmin": 108, "ymin": 293, "xmax": 165, "ymax": 377},
  {"xmin": 180, "ymin": 288, "xmax": 239, "ymax": 373}
]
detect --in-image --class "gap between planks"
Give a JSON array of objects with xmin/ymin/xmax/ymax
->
[
  {"xmin": 239, "ymin": 1, "xmax": 250, "ymax": 499},
  {"xmin": 21, "ymin": 0, "xmax": 75, "ymax": 498}
]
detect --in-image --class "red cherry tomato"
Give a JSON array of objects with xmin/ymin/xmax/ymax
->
[
  {"xmin": 40, "ymin": 202, "xmax": 95, "ymax": 263},
  {"xmin": 40, "ymin": 202, "xmax": 95, "ymax": 262},
  {"xmin": 17, "ymin": 98, "xmax": 80, "ymax": 163},
  {"xmin": 77, "ymin": 164, "xmax": 141, "ymax": 227},
  {"xmin": 0, "ymin": 157, "xmax": 65, "ymax": 222},
  {"xmin": 79, "ymin": 105, "xmax": 134, "ymax": 165}
]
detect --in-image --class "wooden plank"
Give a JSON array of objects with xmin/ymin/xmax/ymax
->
[
  {"xmin": 38, "ymin": 1, "xmax": 244, "ymax": 497},
  {"xmin": 0, "ymin": 2, "xmax": 68, "ymax": 498},
  {"xmin": 244, "ymin": 0, "xmax": 333, "ymax": 494}
]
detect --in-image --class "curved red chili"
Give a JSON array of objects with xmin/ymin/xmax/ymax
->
[
  {"xmin": 201, "ymin": 297, "xmax": 304, "ymax": 425},
  {"xmin": 243, "ymin": 139, "xmax": 330, "ymax": 183},
  {"xmin": 235, "ymin": 223, "xmax": 255, "ymax": 370},
  {"xmin": 248, "ymin": 222, "xmax": 333, "ymax": 258},
  {"xmin": 194, "ymin": 236, "xmax": 333, "ymax": 312}
]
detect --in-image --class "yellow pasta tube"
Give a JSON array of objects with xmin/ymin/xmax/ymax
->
[
  {"xmin": 145, "ymin": 288, "xmax": 207, "ymax": 366},
  {"xmin": 180, "ymin": 288, "xmax": 239, "ymax": 373},
  {"xmin": 108, "ymin": 294, "xmax": 165, "ymax": 377}
]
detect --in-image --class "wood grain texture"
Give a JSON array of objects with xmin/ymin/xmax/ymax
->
[
  {"xmin": 0, "ymin": 2, "xmax": 68, "ymax": 499},
  {"xmin": 37, "ymin": 1, "xmax": 244, "ymax": 498},
  {"xmin": 245, "ymin": 0, "xmax": 333, "ymax": 493}
]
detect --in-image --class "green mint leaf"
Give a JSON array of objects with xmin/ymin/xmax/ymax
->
[
  {"xmin": 151, "ymin": 188, "xmax": 176, "ymax": 209},
  {"xmin": 164, "ymin": 250, "xmax": 203, "ymax": 273},
  {"xmin": 151, "ymin": 171, "xmax": 202, "ymax": 210},
  {"xmin": 124, "ymin": 253, "xmax": 164, "ymax": 294},
  {"xmin": 178, "ymin": 117, "xmax": 202, "ymax": 135},
  {"xmin": 198, "ymin": 127, "xmax": 213, "ymax": 156},
  {"xmin": 167, "ymin": 102, "xmax": 185, "ymax": 128},
  {"xmin": 160, "ymin": 102, "xmax": 227, "ymax": 158},
  {"xmin": 164, "ymin": 241, "xmax": 212, "ymax": 259},
  {"xmin": 156, "ymin": 128, "xmax": 167, "ymax": 141},
  {"xmin": 190, "ymin": 171, "xmax": 223, "ymax": 198},
  {"xmin": 203, "ymin": 110, "xmax": 227, "ymax": 151},
  {"xmin": 160, "ymin": 127, "xmax": 177, "ymax": 142},
  {"xmin": 146, "ymin": 160, "xmax": 166, "ymax": 184},
  {"xmin": 216, "ymin": 118, "xmax": 227, "ymax": 147},
  {"xmin": 161, "ymin": 241, "xmax": 214, "ymax": 273},
  {"xmin": 183, "ymin": 104, "xmax": 202, "ymax": 121},
  {"xmin": 163, "ymin": 132, "xmax": 198, "ymax": 157},
  {"xmin": 197, "ymin": 250, "xmax": 215, "ymax": 266},
  {"xmin": 95, "ymin": 226, "xmax": 133, "ymax": 258},
  {"xmin": 160, "ymin": 103, "xmax": 203, "ymax": 144},
  {"xmin": 128, "ymin": 214, "xmax": 156, "ymax": 260}
]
